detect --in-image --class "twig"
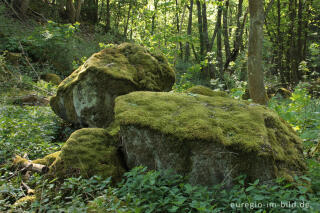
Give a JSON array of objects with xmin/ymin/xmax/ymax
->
[
  {"xmin": 31, "ymin": 9, "xmax": 48, "ymax": 22},
  {"xmin": 21, "ymin": 181, "xmax": 35, "ymax": 195}
]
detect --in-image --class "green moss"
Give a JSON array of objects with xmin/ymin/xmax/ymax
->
[
  {"xmin": 49, "ymin": 128, "xmax": 125, "ymax": 182},
  {"xmin": 12, "ymin": 195, "xmax": 36, "ymax": 209},
  {"xmin": 40, "ymin": 73, "xmax": 62, "ymax": 85},
  {"xmin": 115, "ymin": 91, "xmax": 306, "ymax": 172},
  {"xmin": 186, "ymin": 86, "xmax": 229, "ymax": 97},
  {"xmin": 32, "ymin": 151, "xmax": 61, "ymax": 166}
]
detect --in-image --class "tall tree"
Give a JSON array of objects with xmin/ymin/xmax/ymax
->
[
  {"xmin": 105, "ymin": 0, "xmax": 111, "ymax": 33},
  {"xmin": 185, "ymin": 0, "xmax": 193, "ymax": 62},
  {"xmin": 248, "ymin": 0, "xmax": 268, "ymax": 105}
]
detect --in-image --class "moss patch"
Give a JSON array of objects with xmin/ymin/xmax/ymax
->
[
  {"xmin": 49, "ymin": 128, "xmax": 125, "ymax": 182},
  {"xmin": 12, "ymin": 195, "xmax": 36, "ymax": 209},
  {"xmin": 115, "ymin": 91, "xmax": 306, "ymax": 172},
  {"xmin": 186, "ymin": 85, "xmax": 229, "ymax": 97}
]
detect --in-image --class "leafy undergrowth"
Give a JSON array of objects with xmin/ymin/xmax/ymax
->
[{"xmin": 0, "ymin": 84, "xmax": 320, "ymax": 212}]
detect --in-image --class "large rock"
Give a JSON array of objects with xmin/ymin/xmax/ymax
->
[
  {"xmin": 47, "ymin": 128, "xmax": 125, "ymax": 182},
  {"xmin": 115, "ymin": 91, "xmax": 306, "ymax": 187},
  {"xmin": 50, "ymin": 43, "xmax": 175, "ymax": 128}
]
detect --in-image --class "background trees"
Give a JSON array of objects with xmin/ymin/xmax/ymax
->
[{"xmin": 2, "ymin": 0, "xmax": 320, "ymax": 100}]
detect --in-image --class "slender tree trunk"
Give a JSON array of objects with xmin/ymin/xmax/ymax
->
[
  {"xmin": 105, "ymin": 0, "xmax": 111, "ymax": 33},
  {"xmin": 196, "ymin": 0, "xmax": 204, "ymax": 59},
  {"xmin": 224, "ymin": 0, "xmax": 248, "ymax": 72},
  {"xmin": 217, "ymin": 6, "xmax": 223, "ymax": 77},
  {"xmin": 296, "ymin": 0, "xmax": 304, "ymax": 81},
  {"xmin": 185, "ymin": 0, "xmax": 193, "ymax": 62},
  {"xmin": 248, "ymin": 0, "xmax": 268, "ymax": 105},
  {"xmin": 223, "ymin": 0, "xmax": 231, "ymax": 62},
  {"xmin": 277, "ymin": 0, "xmax": 286, "ymax": 84},
  {"xmin": 66, "ymin": 0, "xmax": 76, "ymax": 23},
  {"xmin": 151, "ymin": 0, "xmax": 158, "ymax": 35},
  {"xmin": 75, "ymin": 0, "xmax": 82, "ymax": 22},
  {"xmin": 175, "ymin": 0, "xmax": 184, "ymax": 59},
  {"xmin": 202, "ymin": 2, "xmax": 209, "ymax": 53},
  {"xmin": 124, "ymin": 0, "xmax": 132, "ymax": 38}
]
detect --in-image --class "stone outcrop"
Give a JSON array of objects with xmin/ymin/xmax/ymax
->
[
  {"xmin": 50, "ymin": 43, "xmax": 175, "ymax": 128},
  {"xmin": 42, "ymin": 128, "xmax": 125, "ymax": 182},
  {"xmin": 115, "ymin": 91, "xmax": 306, "ymax": 187}
]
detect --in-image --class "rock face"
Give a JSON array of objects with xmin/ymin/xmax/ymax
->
[
  {"xmin": 47, "ymin": 128, "xmax": 125, "ymax": 181},
  {"xmin": 50, "ymin": 43, "xmax": 175, "ymax": 128},
  {"xmin": 115, "ymin": 91, "xmax": 306, "ymax": 187}
]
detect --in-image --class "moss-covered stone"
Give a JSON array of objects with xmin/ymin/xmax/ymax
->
[
  {"xmin": 32, "ymin": 151, "xmax": 61, "ymax": 166},
  {"xmin": 50, "ymin": 43, "xmax": 175, "ymax": 128},
  {"xmin": 115, "ymin": 91, "xmax": 306, "ymax": 187},
  {"xmin": 186, "ymin": 85, "xmax": 229, "ymax": 97},
  {"xmin": 49, "ymin": 128, "xmax": 125, "ymax": 182},
  {"xmin": 40, "ymin": 73, "xmax": 62, "ymax": 85}
]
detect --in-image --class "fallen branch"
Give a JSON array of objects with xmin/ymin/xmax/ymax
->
[
  {"xmin": 13, "ymin": 155, "xmax": 49, "ymax": 174},
  {"xmin": 21, "ymin": 181, "xmax": 35, "ymax": 195}
]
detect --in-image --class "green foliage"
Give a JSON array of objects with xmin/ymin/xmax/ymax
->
[
  {"xmin": 30, "ymin": 176, "xmax": 112, "ymax": 212},
  {"xmin": 23, "ymin": 21, "xmax": 80, "ymax": 75},
  {"xmin": 0, "ymin": 105, "xmax": 62, "ymax": 164},
  {"xmin": 269, "ymin": 83, "xmax": 320, "ymax": 148},
  {"xmin": 86, "ymin": 166, "xmax": 320, "ymax": 213}
]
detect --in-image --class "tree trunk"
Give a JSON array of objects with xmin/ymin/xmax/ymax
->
[
  {"xmin": 75, "ymin": 0, "xmax": 83, "ymax": 22},
  {"xmin": 151, "ymin": 0, "xmax": 158, "ymax": 35},
  {"xmin": 124, "ymin": 0, "xmax": 132, "ymax": 38},
  {"xmin": 223, "ymin": 0, "xmax": 231, "ymax": 62},
  {"xmin": 66, "ymin": 0, "xmax": 76, "ymax": 23},
  {"xmin": 248, "ymin": 0, "xmax": 268, "ymax": 105},
  {"xmin": 185, "ymin": 0, "xmax": 193, "ymax": 62},
  {"xmin": 196, "ymin": 0, "xmax": 204, "ymax": 59},
  {"xmin": 105, "ymin": 0, "xmax": 111, "ymax": 33},
  {"xmin": 217, "ymin": 2, "xmax": 223, "ymax": 77},
  {"xmin": 224, "ymin": 0, "xmax": 248, "ymax": 72},
  {"xmin": 277, "ymin": 0, "xmax": 286, "ymax": 84}
]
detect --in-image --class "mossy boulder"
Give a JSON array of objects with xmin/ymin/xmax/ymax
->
[
  {"xmin": 48, "ymin": 128, "xmax": 125, "ymax": 182},
  {"xmin": 115, "ymin": 91, "xmax": 306, "ymax": 187},
  {"xmin": 50, "ymin": 43, "xmax": 175, "ymax": 128},
  {"xmin": 40, "ymin": 73, "xmax": 62, "ymax": 85},
  {"xmin": 186, "ymin": 85, "xmax": 229, "ymax": 97}
]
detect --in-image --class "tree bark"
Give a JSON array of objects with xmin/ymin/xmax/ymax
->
[
  {"xmin": 223, "ymin": 0, "xmax": 231, "ymax": 62},
  {"xmin": 66, "ymin": 0, "xmax": 76, "ymax": 23},
  {"xmin": 124, "ymin": 0, "xmax": 132, "ymax": 38},
  {"xmin": 196, "ymin": 0, "xmax": 204, "ymax": 59},
  {"xmin": 248, "ymin": 0, "xmax": 268, "ymax": 105},
  {"xmin": 151, "ymin": 0, "xmax": 159, "ymax": 35},
  {"xmin": 185, "ymin": 0, "xmax": 193, "ymax": 62},
  {"xmin": 217, "ymin": 3, "xmax": 223, "ymax": 77},
  {"xmin": 105, "ymin": 0, "xmax": 111, "ymax": 33}
]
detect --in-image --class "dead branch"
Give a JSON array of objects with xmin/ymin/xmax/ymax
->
[
  {"xmin": 21, "ymin": 181, "xmax": 35, "ymax": 195},
  {"xmin": 13, "ymin": 155, "xmax": 49, "ymax": 174}
]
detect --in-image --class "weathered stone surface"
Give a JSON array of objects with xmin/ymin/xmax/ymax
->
[
  {"xmin": 50, "ymin": 43, "xmax": 175, "ymax": 128},
  {"xmin": 115, "ymin": 91, "xmax": 306, "ymax": 187},
  {"xmin": 47, "ymin": 128, "xmax": 125, "ymax": 182}
]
